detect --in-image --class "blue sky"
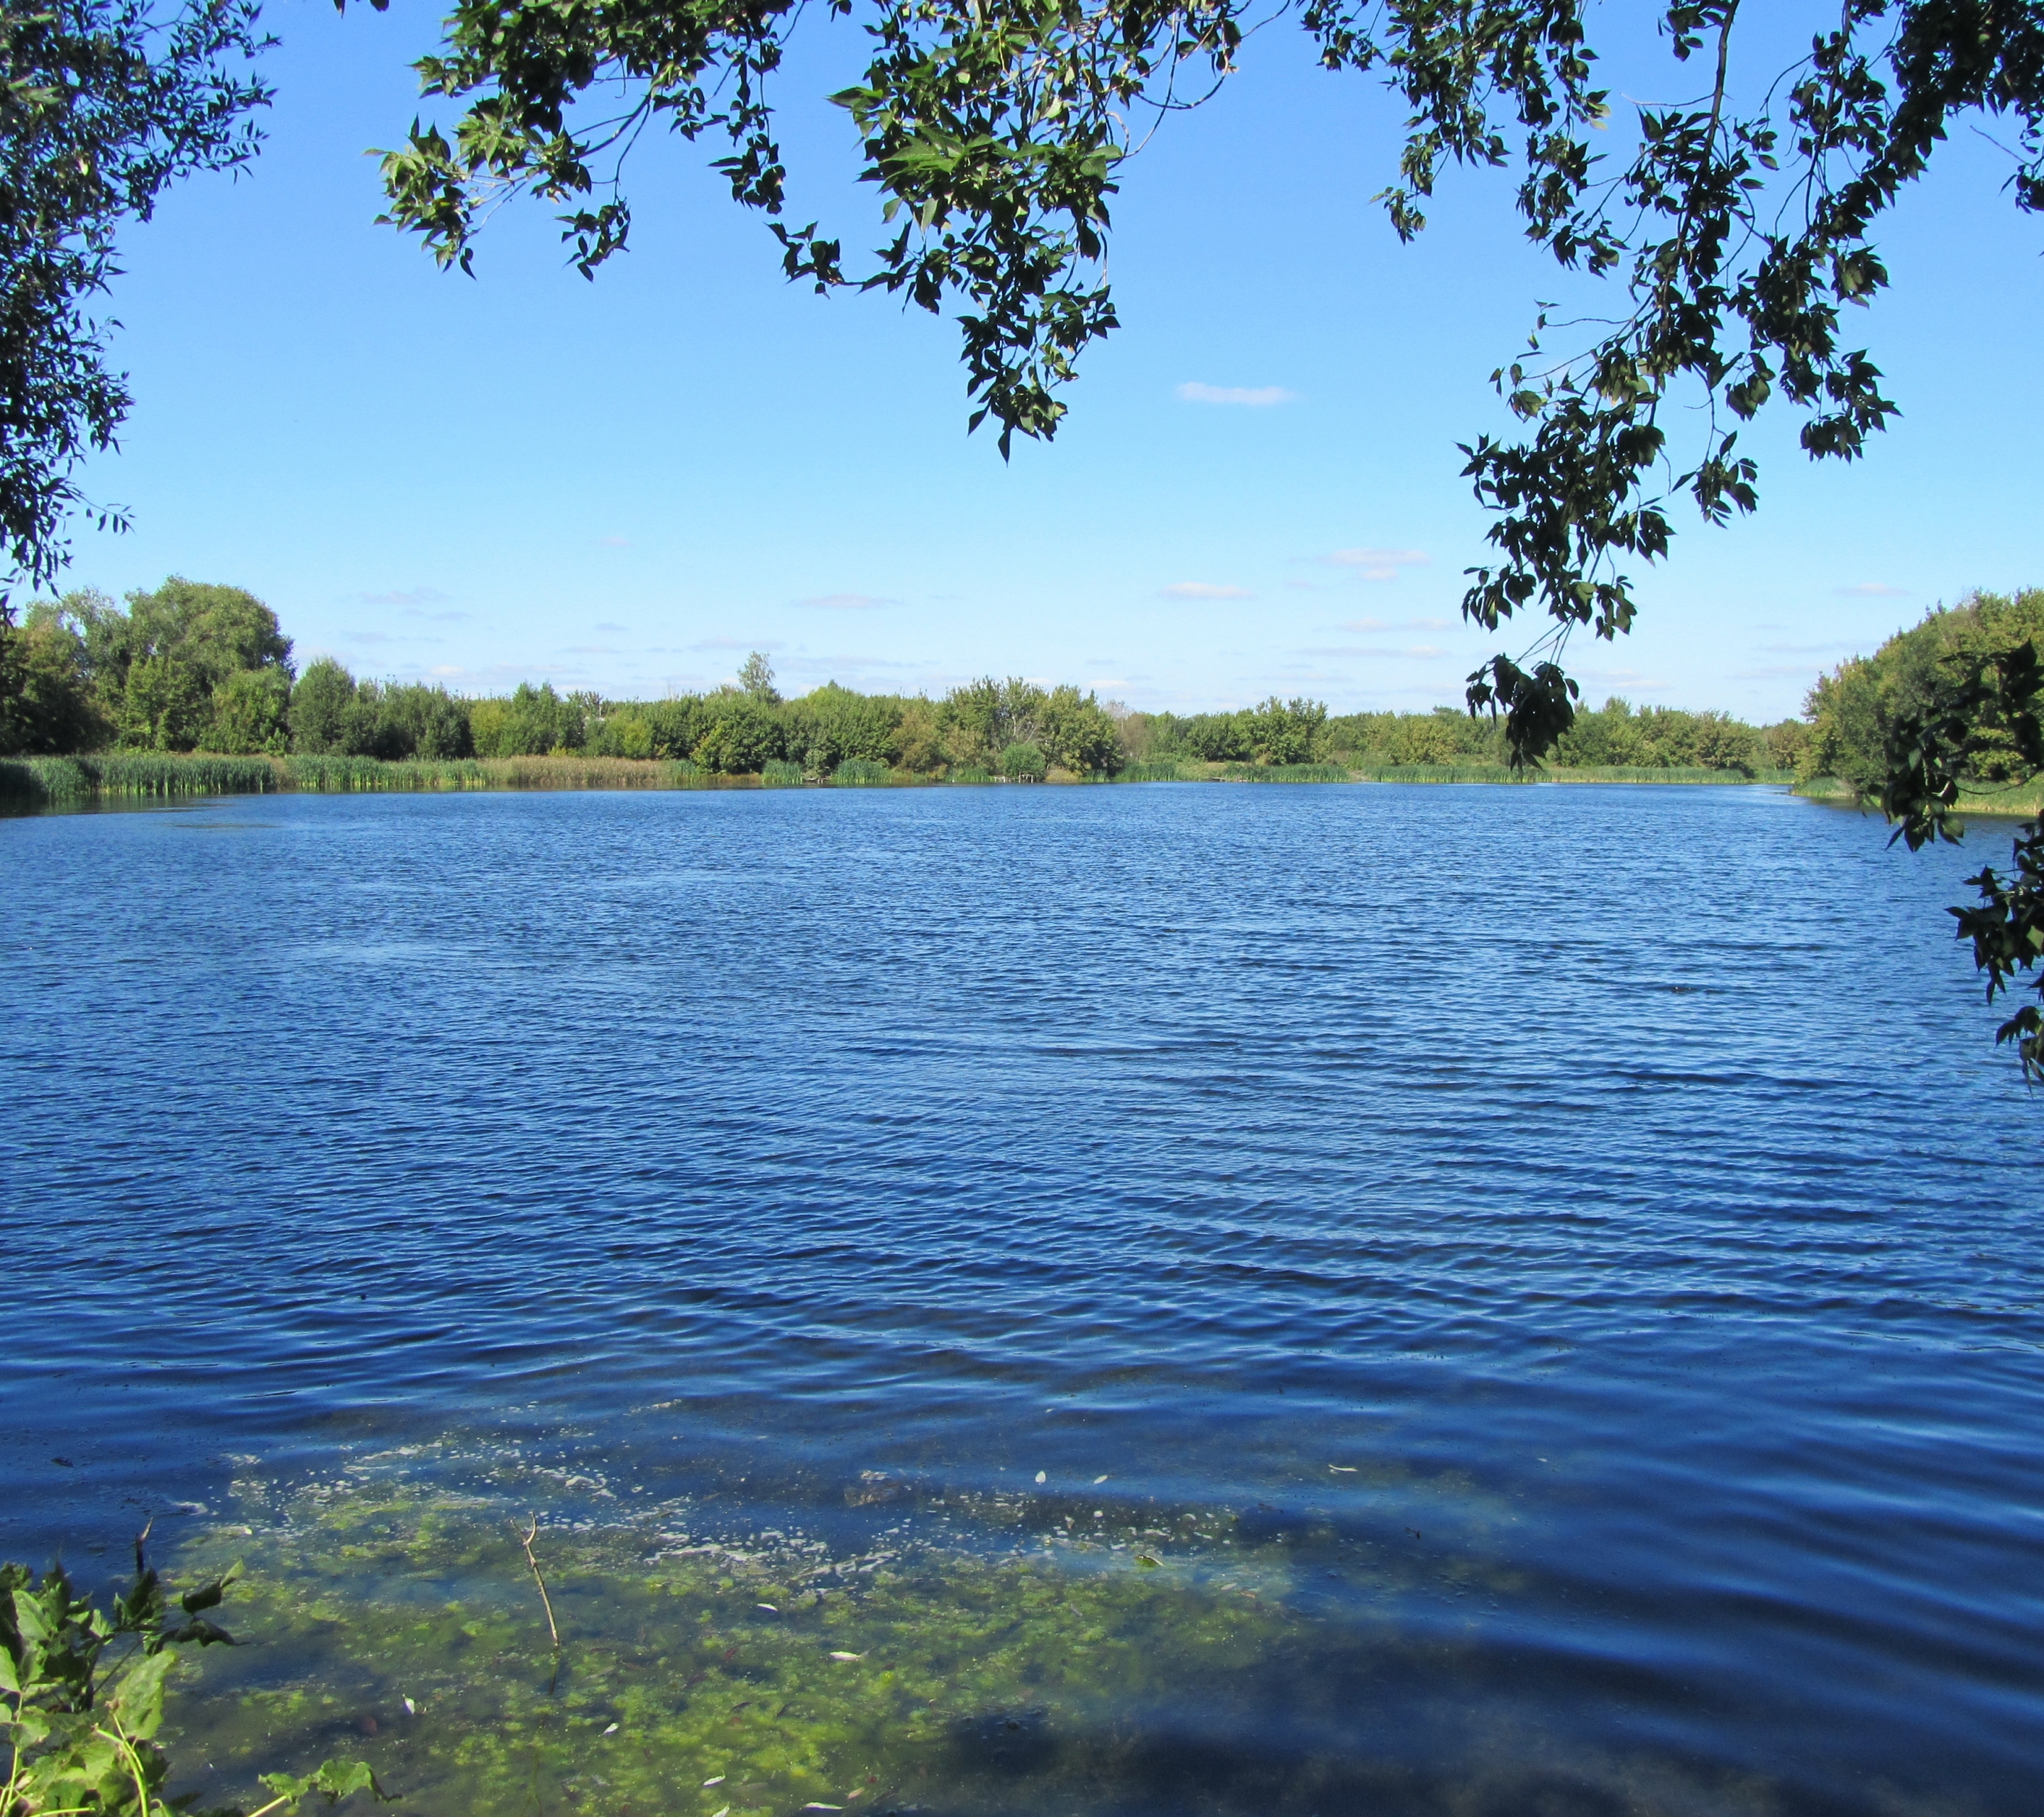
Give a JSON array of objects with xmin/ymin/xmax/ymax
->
[{"xmin": 62, "ymin": 0, "xmax": 2044, "ymax": 718}]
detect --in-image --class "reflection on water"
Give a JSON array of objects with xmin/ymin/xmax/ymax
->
[{"xmin": 4, "ymin": 783, "xmax": 2041, "ymax": 1815}]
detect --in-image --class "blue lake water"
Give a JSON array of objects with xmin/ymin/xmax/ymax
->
[{"xmin": 2, "ymin": 781, "xmax": 2040, "ymax": 1814}]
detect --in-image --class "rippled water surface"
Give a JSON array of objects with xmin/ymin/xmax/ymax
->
[{"xmin": 4, "ymin": 782, "xmax": 2040, "ymax": 1816}]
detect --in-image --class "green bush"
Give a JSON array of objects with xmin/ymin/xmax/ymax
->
[
  {"xmin": 999, "ymin": 741, "xmax": 1047, "ymax": 781},
  {"xmin": 0, "ymin": 1542, "xmax": 383, "ymax": 1816}
]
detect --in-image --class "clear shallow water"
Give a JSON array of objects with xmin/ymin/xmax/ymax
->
[{"xmin": 3, "ymin": 782, "xmax": 2040, "ymax": 1815}]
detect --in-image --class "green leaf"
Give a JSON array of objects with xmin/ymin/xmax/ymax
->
[{"xmin": 260, "ymin": 1759, "xmax": 397, "ymax": 1808}]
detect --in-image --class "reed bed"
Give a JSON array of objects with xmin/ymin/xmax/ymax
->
[
  {"xmin": 1219, "ymin": 762, "xmax": 1353, "ymax": 784},
  {"xmin": 0, "ymin": 753, "xmax": 280, "ymax": 801},
  {"xmin": 1548, "ymin": 764, "xmax": 1795, "ymax": 785},
  {"xmin": 1356, "ymin": 762, "xmax": 1527, "ymax": 784},
  {"xmin": 830, "ymin": 757, "xmax": 894, "ymax": 786},
  {"xmin": 1110, "ymin": 761, "xmax": 1189, "ymax": 782}
]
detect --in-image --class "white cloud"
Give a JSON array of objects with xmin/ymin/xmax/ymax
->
[
  {"xmin": 799, "ymin": 592, "xmax": 894, "ymax": 610},
  {"xmin": 1295, "ymin": 643, "xmax": 1447, "ymax": 661},
  {"xmin": 1838, "ymin": 582, "xmax": 1908, "ymax": 596},
  {"xmin": 1175, "ymin": 382, "xmax": 1296, "ymax": 407},
  {"xmin": 1160, "ymin": 582, "xmax": 1254, "ymax": 600},
  {"xmin": 1322, "ymin": 548, "xmax": 1430, "ymax": 582}
]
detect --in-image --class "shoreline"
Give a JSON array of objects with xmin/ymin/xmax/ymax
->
[{"xmin": 0, "ymin": 752, "xmax": 1811, "ymax": 805}]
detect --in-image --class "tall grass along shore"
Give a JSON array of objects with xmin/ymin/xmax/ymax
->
[{"xmin": 1, "ymin": 750, "xmax": 1806, "ymax": 807}]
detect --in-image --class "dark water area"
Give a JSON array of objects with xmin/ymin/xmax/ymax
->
[{"xmin": 2, "ymin": 782, "xmax": 2039, "ymax": 1816}]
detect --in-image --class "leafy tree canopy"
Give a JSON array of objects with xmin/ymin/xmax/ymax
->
[{"xmin": 0, "ymin": 0, "xmax": 269, "ymax": 591}]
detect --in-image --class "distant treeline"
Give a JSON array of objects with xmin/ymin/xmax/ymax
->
[
  {"xmin": 1, "ymin": 578, "xmax": 1806, "ymax": 779},
  {"xmin": 1803, "ymin": 588, "xmax": 2044, "ymax": 799}
]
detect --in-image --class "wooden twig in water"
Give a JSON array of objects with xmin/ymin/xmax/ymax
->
[{"xmin": 517, "ymin": 1515, "xmax": 560, "ymax": 1652}]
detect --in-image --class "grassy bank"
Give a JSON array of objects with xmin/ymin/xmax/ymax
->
[
  {"xmin": 0, "ymin": 750, "xmax": 1807, "ymax": 807},
  {"xmin": 1794, "ymin": 775, "xmax": 2044, "ymax": 819},
  {"xmin": 0, "ymin": 752, "xmax": 741, "ymax": 803}
]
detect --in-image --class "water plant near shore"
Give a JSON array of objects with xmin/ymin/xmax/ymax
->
[
  {"xmin": 1, "ymin": 1535, "xmax": 380, "ymax": 1817},
  {"xmin": 143, "ymin": 1447, "xmax": 1571, "ymax": 1817}
]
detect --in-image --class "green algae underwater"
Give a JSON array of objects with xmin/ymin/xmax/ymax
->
[{"xmin": 148, "ymin": 1447, "xmax": 1561, "ymax": 1817}]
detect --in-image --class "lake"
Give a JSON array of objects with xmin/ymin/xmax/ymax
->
[{"xmin": 2, "ymin": 781, "xmax": 2039, "ymax": 1816}]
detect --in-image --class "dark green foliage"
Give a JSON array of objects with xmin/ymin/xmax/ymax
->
[
  {"xmin": 288, "ymin": 659, "xmax": 356, "ymax": 755},
  {"xmin": 21, "ymin": 579, "xmax": 296, "ymax": 753},
  {"xmin": 999, "ymin": 741, "xmax": 1047, "ymax": 781},
  {"xmin": 0, "ymin": 1535, "xmax": 382, "ymax": 1816},
  {"xmin": 1953, "ymin": 820, "xmax": 2044, "ymax": 1081},
  {"xmin": 207, "ymin": 667, "xmax": 290, "ymax": 754},
  {"xmin": 0, "ymin": 0, "xmax": 269, "ymax": 590},
  {"xmin": 1179, "ymin": 713, "xmax": 1253, "ymax": 764},
  {"xmin": 0, "ymin": 600, "xmax": 104, "ymax": 753},
  {"xmin": 1807, "ymin": 591, "xmax": 2044, "ymax": 799}
]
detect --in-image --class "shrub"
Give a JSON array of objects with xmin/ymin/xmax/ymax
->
[
  {"xmin": 290, "ymin": 657, "xmax": 356, "ymax": 754},
  {"xmin": 1000, "ymin": 741, "xmax": 1047, "ymax": 781},
  {"xmin": 0, "ymin": 1540, "xmax": 384, "ymax": 1816},
  {"xmin": 691, "ymin": 694, "xmax": 783, "ymax": 772},
  {"xmin": 761, "ymin": 759, "xmax": 805, "ymax": 786}
]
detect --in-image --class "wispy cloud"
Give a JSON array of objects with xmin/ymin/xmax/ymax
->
[
  {"xmin": 597, "ymin": 536, "xmax": 632, "ymax": 549},
  {"xmin": 1322, "ymin": 548, "xmax": 1429, "ymax": 582},
  {"xmin": 1161, "ymin": 582, "xmax": 1253, "ymax": 600},
  {"xmin": 1334, "ymin": 615, "xmax": 1451, "ymax": 634},
  {"xmin": 800, "ymin": 592, "xmax": 894, "ymax": 610},
  {"xmin": 1762, "ymin": 638, "xmax": 1862, "ymax": 655},
  {"xmin": 355, "ymin": 586, "xmax": 450, "ymax": 607},
  {"xmin": 1838, "ymin": 581, "xmax": 1908, "ymax": 597},
  {"xmin": 345, "ymin": 630, "xmax": 446, "ymax": 647},
  {"xmin": 593, "ymin": 620, "xmax": 629, "ymax": 633},
  {"xmin": 691, "ymin": 636, "xmax": 785, "ymax": 652},
  {"xmin": 1175, "ymin": 382, "xmax": 1295, "ymax": 407},
  {"xmin": 405, "ymin": 608, "xmax": 472, "ymax": 623},
  {"xmin": 1296, "ymin": 643, "xmax": 1445, "ymax": 661}
]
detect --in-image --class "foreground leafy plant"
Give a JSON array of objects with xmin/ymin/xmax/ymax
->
[{"xmin": 1, "ymin": 1533, "xmax": 385, "ymax": 1816}]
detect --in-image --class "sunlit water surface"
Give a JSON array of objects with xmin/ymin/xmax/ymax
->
[{"xmin": 3, "ymin": 784, "xmax": 2039, "ymax": 1816}]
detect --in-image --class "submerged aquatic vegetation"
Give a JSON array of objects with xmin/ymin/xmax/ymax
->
[{"xmin": 155, "ymin": 1451, "xmax": 1537, "ymax": 1817}]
